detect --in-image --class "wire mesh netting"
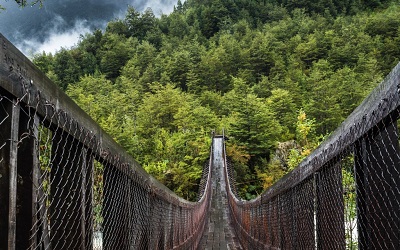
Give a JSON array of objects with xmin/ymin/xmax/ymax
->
[
  {"xmin": 224, "ymin": 62, "xmax": 400, "ymax": 250},
  {"xmin": 2, "ymin": 28, "xmax": 400, "ymax": 250},
  {"xmin": 0, "ymin": 33, "xmax": 212, "ymax": 250}
]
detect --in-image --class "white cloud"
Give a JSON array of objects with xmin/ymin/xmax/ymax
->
[
  {"xmin": 16, "ymin": 17, "xmax": 93, "ymax": 56},
  {"xmin": 14, "ymin": 0, "xmax": 181, "ymax": 56},
  {"xmin": 145, "ymin": 0, "xmax": 175, "ymax": 16},
  {"xmin": 133, "ymin": 0, "xmax": 180, "ymax": 16}
]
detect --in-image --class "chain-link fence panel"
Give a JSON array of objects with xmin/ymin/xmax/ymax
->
[
  {"xmin": 224, "ymin": 62, "xmax": 400, "ymax": 250},
  {"xmin": 0, "ymin": 33, "xmax": 212, "ymax": 250}
]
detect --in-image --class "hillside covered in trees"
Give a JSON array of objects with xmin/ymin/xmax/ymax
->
[{"xmin": 32, "ymin": 0, "xmax": 400, "ymax": 200}]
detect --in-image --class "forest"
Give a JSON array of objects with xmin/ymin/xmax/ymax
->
[{"xmin": 32, "ymin": 0, "xmax": 400, "ymax": 200}]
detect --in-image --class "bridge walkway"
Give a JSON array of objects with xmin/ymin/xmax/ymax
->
[{"xmin": 199, "ymin": 137, "xmax": 242, "ymax": 250}]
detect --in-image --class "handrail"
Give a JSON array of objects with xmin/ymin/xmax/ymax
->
[
  {"xmin": 0, "ymin": 33, "xmax": 212, "ymax": 249},
  {"xmin": 224, "ymin": 61, "xmax": 400, "ymax": 249}
]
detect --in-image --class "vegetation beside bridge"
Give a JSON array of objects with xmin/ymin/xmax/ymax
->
[{"xmin": 31, "ymin": 0, "xmax": 400, "ymax": 200}]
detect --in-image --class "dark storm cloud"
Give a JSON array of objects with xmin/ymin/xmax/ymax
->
[
  {"xmin": 0, "ymin": 0, "xmax": 179, "ymax": 55},
  {"xmin": 0, "ymin": 0, "xmax": 128, "ymax": 43}
]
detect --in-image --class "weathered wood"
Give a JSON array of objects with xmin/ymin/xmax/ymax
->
[
  {"xmin": 36, "ymin": 175, "xmax": 51, "ymax": 249},
  {"xmin": 32, "ymin": 123, "xmax": 51, "ymax": 249},
  {"xmin": 0, "ymin": 95, "xmax": 11, "ymax": 249},
  {"xmin": 30, "ymin": 115, "xmax": 40, "ymax": 249},
  {"xmin": 0, "ymin": 32, "xmax": 188, "ymax": 207},
  {"xmin": 15, "ymin": 109, "xmax": 38, "ymax": 249},
  {"xmin": 29, "ymin": 119, "xmax": 52, "ymax": 249},
  {"xmin": 81, "ymin": 150, "xmax": 94, "ymax": 250},
  {"xmin": 8, "ymin": 101, "xmax": 20, "ymax": 250},
  {"xmin": 0, "ymin": 32, "xmax": 209, "ymax": 250},
  {"xmin": 80, "ymin": 148, "xmax": 87, "ymax": 250},
  {"xmin": 0, "ymin": 96, "xmax": 17, "ymax": 249}
]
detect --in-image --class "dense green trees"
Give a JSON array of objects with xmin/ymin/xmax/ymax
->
[{"xmin": 33, "ymin": 0, "xmax": 400, "ymax": 200}]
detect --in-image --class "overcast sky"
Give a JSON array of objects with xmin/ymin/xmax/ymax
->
[{"xmin": 0, "ymin": 0, "xmax": 178, "ymax": 56}]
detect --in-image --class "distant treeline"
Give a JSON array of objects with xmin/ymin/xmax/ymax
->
[{"xmin": 33, "ymin": 0, "xmax": 400, "ymax": 200}]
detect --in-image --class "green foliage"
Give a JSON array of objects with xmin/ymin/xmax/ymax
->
[
  {"xmin": 99, "ymin": 34, "xmax": 137, "ymax": 80},
  {"xmin": 33, "ymin": 51, "xmax": 53, "ymax": 73},
  {"xmin": 53, "ymin": 48, "xmax": 81, "ymax": 89},
  {"xmin": 124, "ymin": 7, "xmax": 160, "ymax": 42},
  {"xmin": 257, "ymin": 158, "xmax": 286, "ymax": 190},
  {"xmin": 286, "ymin": 110, "xmax": 318, "ymax": 171},
  {"xmin": 342, "ymin": 155, "xmax": 357, "ymax": 249},
  {"xmin": 93, "ymin": 161, "xmax": 104, "ymax": 230},
  {"xmin": 33, "ymin": 0, "xmax": 400, "ymax": 200},
  {"xmin": 266, "ymin": 88, "xmax": 297, "ymax": 138}
]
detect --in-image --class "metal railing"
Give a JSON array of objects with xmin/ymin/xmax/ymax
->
[
  {"xmin": 224, "ymin": 61, "xmax": 400, "ymax": 249},
  {"xmin": 2, "ymin": 29, "xmax": 400, "ymax": 250},
  {"xmin": 0, "ymin": 33, "xmax": 212, "ymax": 249}
]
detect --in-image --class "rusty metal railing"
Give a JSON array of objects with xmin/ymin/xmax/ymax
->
[
  {"xmin": 224, "ymin": 62, "xmax": 400, "ymax": 249},
  {"xmin": 0, "ymin": 33, "xmax": 212, "ymax": 250}
]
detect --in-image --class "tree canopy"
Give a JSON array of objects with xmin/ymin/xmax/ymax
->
[{"xmin": 33, "ymin": 0, "xmax": 400, "ymax": 200}]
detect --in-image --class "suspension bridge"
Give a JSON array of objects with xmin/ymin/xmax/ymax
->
[{"xmin": 1, "ymin": 33, "xmax": 400, "ymax": 249}]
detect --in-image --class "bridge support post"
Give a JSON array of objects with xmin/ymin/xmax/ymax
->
[
  {"xmin": 16, "ymin": 111, "xmax": 40, "ymax": 250},
  {"xmin": 0, "ymin": 99, "xmax": 41, "ymax": 250},
  {"xmin": 355, "ymin": 117, "xmax": 400, "ymax": 249},
  {"xmin": 0, "ymin": 98, "xmax": 19, "ymax": 250},
  {"xmin": 50, "ymin": 131, "xmax": 93, "ymax": 249},
  {"xmin": 80, "ymin": 148, "xmax": 94, "ymax": 250}
]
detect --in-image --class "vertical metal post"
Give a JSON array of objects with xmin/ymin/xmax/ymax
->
[
  {"xmin": 354, "ymin": 118, "xmax": 400, "ymax": 249},
  {"xmin": 148, "ymin": 190, "xmax": 156, "ymax": 249},
  {"xmin": 127, "ymin": 176, "xmax": 133, "ymax": 248},
  {"xmin": 316, "ymin": 161, "xmax": 345, "ymax": 249},
  {"xmin": 123, "ymin": 174, "xmax": 130, "ymax": 249},
  {"xmin": 102, "ymin": 164, "xmax": 112, "ymax": 249},
  {"xmin": 34, "ymin": 131, "xmax": 51, "ymax": 250},
  {"xmin": 0, "ymin": 97, "xmax": 12, "ymax": 249},
  {"xmin": 80, "ymin": 149, "xmax": 94, "ymax": 250},
  {"xmin": 80, "ymin": 151, "xmax": 88, "ymax": 250},
  {"xmin": 167, "ymin": 203, "xmax": 174, "ymax": 249},
  {"xmin": 259, "ymin": 199, "xmax": 264, "ymax": 245},
  {"xmin": 143, "ymin": 189, "xmax": 151, "ymax": 249},
  {"xmin": 179, "ymin": 206, "xmax": 183, "ymax": 245},
  {"xmin": 16, "ymin": 110, "xmax": 39, "ymax": 249},
  {"xmin": 139, "ymin": 182, "xmax": 150, "ymax": 249},
  {"xmin": 30, "ymin": 115, "xmax": 40, "ymax": 249},
  {"xmin": 8, "ymin": 101, "xmax": 20, "ymax": 250}
]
